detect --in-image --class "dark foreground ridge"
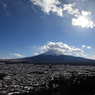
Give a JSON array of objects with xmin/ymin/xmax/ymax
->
[{"xmin": 11, "ymin": 72, "xmax": 95, "ymax": 95}]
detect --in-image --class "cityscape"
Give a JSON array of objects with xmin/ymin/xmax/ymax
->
[{"xmin": 0, "ymin": 63, "xmax": 95, "ymax": 95}]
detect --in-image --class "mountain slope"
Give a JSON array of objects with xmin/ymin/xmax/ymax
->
[
  {"xmin": 22, "ymin": 53, "xmax": 95, "ymax": 64},
  {"xmin": 1, "ymin": 50, "xmax": 95, "ymax": 65}
]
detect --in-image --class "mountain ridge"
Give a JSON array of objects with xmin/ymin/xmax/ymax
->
[
  {"xmin": 0, "ymin": 52, "xmax": 95, "ymax": 65},
  {"xmin": 21, "ymin": 53, "xmax": 95, "ymax": 65}
]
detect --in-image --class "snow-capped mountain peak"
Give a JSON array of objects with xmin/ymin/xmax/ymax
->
[{"xmin": 43, "ymin": 50, "xmax": 64, "ymax": 56}]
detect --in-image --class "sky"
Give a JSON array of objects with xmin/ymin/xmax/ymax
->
[{"xmin": 0, "ymin": 0, "xmax": 95, "ymax": 59}]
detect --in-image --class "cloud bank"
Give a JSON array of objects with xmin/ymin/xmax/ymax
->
[{"xmin": 39, "ymin": 42, "xmax": 84, "ymax": 56}]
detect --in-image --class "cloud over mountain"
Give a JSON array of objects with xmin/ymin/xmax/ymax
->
[{"xmin": 39, "ymin": 42, "xmax": 84, "ymax": 56}]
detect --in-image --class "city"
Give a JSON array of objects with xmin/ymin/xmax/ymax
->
[{"xmin": 0, "ymin": 63, "xmax": 95, "ymax": 95}]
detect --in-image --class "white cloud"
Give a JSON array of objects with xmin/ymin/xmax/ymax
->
[
  {"xmin": 82, "ymin": 45, "xmax": 91, "ymax": 49},
  {"xmin": 63, "ymin": 3, "xmax": 80, "ymax": 17},
  {"xmin": 72, "ymin": 16, "xmax": 88, "ymax": 28},
  {"xmin": 72, "ymin": 16, "xmax": 95, "ymax": 28},
  {"xmin": 31, "ymin": 1, "xmax": 78, "ymax": 17},
  {"xmin": 81, "ymin": 10, "xmax": 91, "ymax": 16},
  {"xmin": 10, "ymin": 53, "xmax": 25, "ymax": 57},
  {"xmin": 71, "ymin": 48, "xmax": 84, "ymax": 53},
  {"xmin": 30, "ymin": 0, "xmax": 95, "ymax": 28},
  {"xmin": 64, "ymin": 5, "xmax": 95, "ymax": 28},
  {"xmin": 30, "ymin": 0, "xmax": 64, "ymax": 17},
  {"xmin": 33, "ymin": 53, "xmax": 39, "ymax": 55},
  {"xmin": 66, "ymin": 5, "xmax": 95, "ymax": 28},
  {"xmin": 39, "ymin": 41, "xmax": 84, "ymax": 55}
]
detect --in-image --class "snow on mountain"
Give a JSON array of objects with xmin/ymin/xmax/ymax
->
[{"xmin": 43, "ymin": 49, "xmax": 64, "ymax": 56}]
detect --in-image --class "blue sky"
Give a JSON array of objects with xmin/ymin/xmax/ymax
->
[{"xmin": 0, "ymin": 0, "xmax": 95, "ymax": 59}]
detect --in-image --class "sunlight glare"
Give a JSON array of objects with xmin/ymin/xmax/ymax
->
[{"xmin": 72, "ymin": 16, "xmax": 89, "ymax": 28}]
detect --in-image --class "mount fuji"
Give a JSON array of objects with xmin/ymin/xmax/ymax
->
[
  {"xmin": 20, "ymin": 50, "xmax": 95, "ymax": 65},
  {"xmin": 1, "ymin": 50, "xmax": 95, "ymax": 65}
]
